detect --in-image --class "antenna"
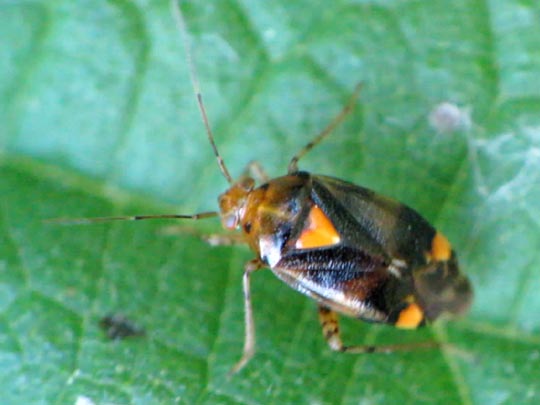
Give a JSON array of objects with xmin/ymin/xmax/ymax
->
[
  {"xmin": 171, "ymin": 0, "xmax": 234, "ymax": 185},
  {"xmin": 46, "ymin": 2, "xmax": 229, "ymax": 226},
  {"xmin": 45, "ymin": 212, "xmax": 219, "ymax": 225},
  {"xmin": 288, "ymin": 83, "xmax": 363, "ymax": 174}
]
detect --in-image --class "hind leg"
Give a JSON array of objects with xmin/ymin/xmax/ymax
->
[{"xmin": 318, "ymin": 305, "xmax": 439, "ymax": 353}]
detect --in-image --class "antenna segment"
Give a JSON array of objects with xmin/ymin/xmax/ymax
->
[{"xmin": 171, "ymin": 0, "xmax": 234, "ymax": 185}]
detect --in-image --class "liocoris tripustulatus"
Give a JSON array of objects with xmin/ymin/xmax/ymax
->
[{"xmin": 55, "ymin": 0, "xmax": 473, "ymax": 374}]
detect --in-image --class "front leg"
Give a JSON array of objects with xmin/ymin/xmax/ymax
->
[
  {"xmin": 242, "ymin": 160, "xmax": 269, "ymax": 183},
  {"xmin": 159, "ymin": 225, "xmax": 247, "ymax": 246},
  {"xmin": 318, "ymin": 305, "xmax": 439, "ymax": 354},
  {"xmin": 230, "ymin": 258, "xmax": 265, "ymax": 374}
]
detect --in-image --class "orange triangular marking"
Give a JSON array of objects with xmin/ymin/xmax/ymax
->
[{"xmin": 295, "ymin": 205, "xmax": 341, "ymax": 249}]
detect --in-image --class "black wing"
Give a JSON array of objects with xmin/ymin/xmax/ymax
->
[{"xmin": 272, "ymin": 173, "xmax": 472, "ymax": 325}]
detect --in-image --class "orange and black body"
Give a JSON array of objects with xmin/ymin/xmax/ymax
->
[
  {"xmin": 72, "ymin": 3, "xmax": 474, "ymax": 373},
  {"xmin": 220, "ymin": 171, "xmax": 472, "ymax": 329}
]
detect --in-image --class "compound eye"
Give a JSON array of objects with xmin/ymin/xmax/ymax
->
[{"xmin": 222, "ymin": 213, "xmax": 238, "ymax": 230}]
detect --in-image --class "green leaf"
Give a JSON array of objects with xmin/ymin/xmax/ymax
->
[{"xmin": 1, "ymin": 0, "xmax": 539, "ymax": 403}]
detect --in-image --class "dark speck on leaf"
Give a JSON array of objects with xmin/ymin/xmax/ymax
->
[{"xmin": 99, "ymin": 314, "xmax": 146, "ymax": 340}]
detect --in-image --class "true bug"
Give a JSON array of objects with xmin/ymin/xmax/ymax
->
[
  {"xmin": 54, "ymin": 1, "xmax": 473, "ymax": 374},
  {"xmin": 172, "ymin": 2, "xmax": 472, "ymax": 372}
]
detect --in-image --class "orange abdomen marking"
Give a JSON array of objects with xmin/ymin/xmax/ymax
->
[
  {"xmin": 430, "ymin": 232, "xmax": 452, "ymax": 261},
  {"xmin": 295, "ymin": 205, "xmax": 341, "ymax": 249},
  {"xmin": 395, "ymin": 302, "xmax": 424, "ymax": 329}
]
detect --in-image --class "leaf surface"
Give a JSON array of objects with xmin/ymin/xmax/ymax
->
[{"xmin": 1, "ymin": 0, "xmax": 539, "ymax": 403}]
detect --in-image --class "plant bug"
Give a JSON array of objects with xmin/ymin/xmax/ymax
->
[
  {"xmin": 170, "ymin": 2, "xmax": 472, "ymax": 372},
  {"xmin": 52, "ymin": 0, "xmax": 473, "ymax": 374},
  {"xmin": 172, "ymin": 0, "xmax": 472, "ymax": 373}
]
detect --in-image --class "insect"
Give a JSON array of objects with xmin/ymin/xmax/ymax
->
[
  {"xmin": 172, "ymin": 2, "xmax": 472, "ymax": 372},
  {"xmin": 54, "ymin": 1, "xmax": 473, "ymax": 374}
]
